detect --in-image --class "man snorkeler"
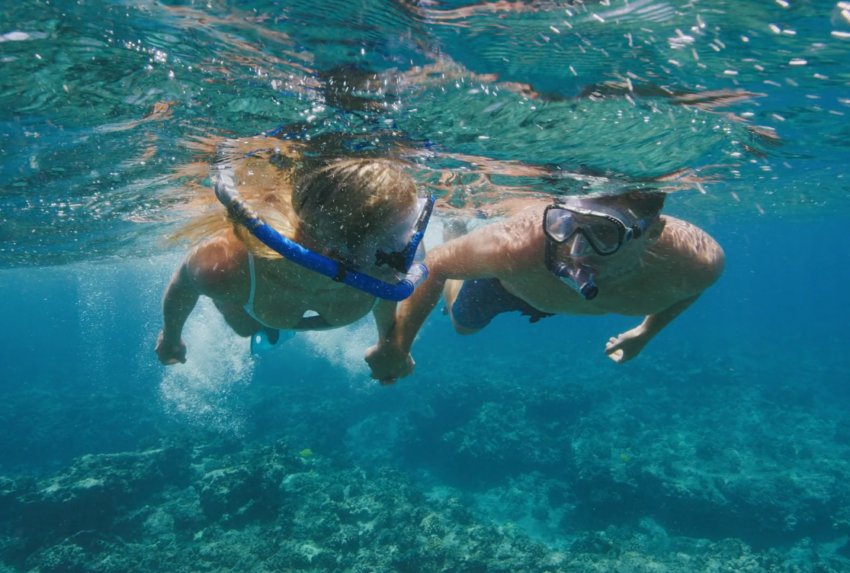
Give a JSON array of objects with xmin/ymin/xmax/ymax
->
[
  {"xmin": 156, "ymin": 154, "xmax": 433, "ymax": 365},
  {"xmin": 365, "ymin": 191, "xmax": 724, "ymax": 383}
]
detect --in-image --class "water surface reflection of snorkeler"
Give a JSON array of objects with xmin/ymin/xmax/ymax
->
[
  {"xmin": 366, "ymin": 191, "xmax": 725, "ymax": 383},
  {"xmin": 155, "ymin": 151, "xmax": 433, "ymax": 365}
]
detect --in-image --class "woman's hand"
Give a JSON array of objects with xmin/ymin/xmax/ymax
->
[
  {"xmin": 156, "ymin": 331, "xmax": 187, "ymax": 365},
  {"xmin": 365, "ymin": 342, "xmax": 415, "ymax": 385}
]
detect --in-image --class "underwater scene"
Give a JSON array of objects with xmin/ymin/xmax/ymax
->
[{"xmin": 3, "ymin": 0, "xmax": 850, "ymax": 571}]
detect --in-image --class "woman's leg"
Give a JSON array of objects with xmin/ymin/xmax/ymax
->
[{"xmin": 212, "ymin": 299, "xmax": 263, "ymax": 337}]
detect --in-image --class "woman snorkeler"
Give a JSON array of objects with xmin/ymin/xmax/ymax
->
[{"xmin": 155, "ymin": 137, "xmax": 433, "ymax": 364}]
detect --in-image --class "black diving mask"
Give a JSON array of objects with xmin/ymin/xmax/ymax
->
[{"xmin": 543, "ymin": 199, "xmax": 651, "ymax": 257}]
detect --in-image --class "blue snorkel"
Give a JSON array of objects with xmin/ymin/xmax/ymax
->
[{"xmin": 213, "ymin": 169, "xmax": 430, "ymax": 302}]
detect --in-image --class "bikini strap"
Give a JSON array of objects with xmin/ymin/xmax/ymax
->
[{"xmin": 246, "ymin": 251, "xmax": 257, "ymax": 309}]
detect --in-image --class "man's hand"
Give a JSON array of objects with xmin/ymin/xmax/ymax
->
[
  {"xmin": 605, "ymin": 326, "xmax": 650, "ymax": 364},
  {"xmin": 365, "ymin": 342, "xmax": 415, "ymax": 386},
  {"xmin": 156, "ymin": 331, "xmax": 187, "ymax": 365}
]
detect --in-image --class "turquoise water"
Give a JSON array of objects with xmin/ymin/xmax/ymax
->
[{"xmin": 3, "ymin": 0, "xmax": 850, "ymax": 571}]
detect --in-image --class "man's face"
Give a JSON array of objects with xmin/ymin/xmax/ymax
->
[
  {"xmin": 553, "ymin": 198, "xmax": 659, "ymax": 280},
  {"xmin": 560, "ymin": 236, "xmax": 642, "ymax": 281}
]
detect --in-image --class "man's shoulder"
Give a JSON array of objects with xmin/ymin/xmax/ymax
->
[
  {"xmin": 658, "ymin": 216, "xmax": 723, "ymax": 254},
  {"xmin": 654, "ymin": 216, "xmax": 725, "ymax": 287}
]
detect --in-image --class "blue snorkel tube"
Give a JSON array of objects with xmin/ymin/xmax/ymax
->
[{"xmin": 213, "ymin": 169, "xmax": 429, "ymax": 302}]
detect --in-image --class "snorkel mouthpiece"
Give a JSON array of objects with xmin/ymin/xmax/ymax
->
[
  {"xmin": 552, "ymin": 262, "xmax": 599, "ymax": 300},
  {"xmin": 403, "ymin": 262, "xmax": 428, "ymax": 289}
]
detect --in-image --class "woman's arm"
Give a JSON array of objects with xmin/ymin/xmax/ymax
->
[
  {"xmin": 372, "ymin": 299, "xmax": 398, "ymax": 342},
  {"xmin": 156, "ymin": 260, "xmax": 200, "ymax": 365},
  {"xmin": 156, "ymin": 235, "xmax": 244, "ymax": 364}
]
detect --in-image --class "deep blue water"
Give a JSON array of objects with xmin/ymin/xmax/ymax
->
[{"xmin": 3, "ymin": 215, "xmax": 850, "ymax": 566}]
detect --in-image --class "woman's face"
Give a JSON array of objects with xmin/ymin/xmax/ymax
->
[
  {"xmin": 310, "ymin": 196, "xmax": 419, "ymax": 271},
  {"xmin": 351, "ymin": 198, "xmax": 420, "ymax": 269}
]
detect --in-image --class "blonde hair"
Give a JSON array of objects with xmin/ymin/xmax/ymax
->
[
  {"xmin": 293, "ymin": 158, "xmax": 417, "ymax": 252},
  {"xmin": 169, "ymin": 141, "xmax": 417, "ymax": 259}
]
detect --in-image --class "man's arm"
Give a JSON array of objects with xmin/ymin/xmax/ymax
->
[
  {"xmin": 366, "ymin": 223, "xmax": 511, "ymax": 382},
  {"xmin": 396, "ymin": 229, "xmax": 508, "ymax": 350},
  {"xmin": 605, "ymin": 218, "xmax": 726, "ymax": 364},
  {"xmin": 604, "ymin": 295, "xmax": 699, "ymax": 364}
]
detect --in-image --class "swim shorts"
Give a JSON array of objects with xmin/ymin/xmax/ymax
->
[{"xmin": 451, "ymin": 278, "xmax": 555, "ymax": 330}]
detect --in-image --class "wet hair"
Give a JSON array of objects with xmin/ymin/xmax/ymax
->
[
  {"xmin": 588, "ymin": 191, "xmax": 666, "ymax": 221},
  {"xmin": 168, "ymin": 144, "xmax": 418, "ymax": 260},
  {"xmin": 292, "ymin": 158, "xmax": 418, "ymax": 253}
]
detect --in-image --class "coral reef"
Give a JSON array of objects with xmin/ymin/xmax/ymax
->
[
  {"xmin": 1, "ymin": 434, "xmax": 849, "ymax": 573},
  {"xmin": 392, "ymin": 347, "xmax": 850, "ymax": 549},
  {"xmin": 3, "ymin": 327, "xmax": 850, "ymax": 572}
]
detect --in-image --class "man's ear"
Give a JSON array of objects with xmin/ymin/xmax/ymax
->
[{"xmin": 645, "ymin": 217, "xmax": 666, "ymax": 245}]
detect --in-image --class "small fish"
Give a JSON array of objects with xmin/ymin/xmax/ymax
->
[{"xmin": 300, "ymin": 448, "xmax": 313, "ymax": 457}]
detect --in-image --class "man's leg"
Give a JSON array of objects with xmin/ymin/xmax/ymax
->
[{"xmin": 444, "ymin": 279, "xmax": 482, "ymax": 335}]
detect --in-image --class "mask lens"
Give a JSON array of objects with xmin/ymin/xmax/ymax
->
[
  {"xmin": 375, "ymin": 195, "xmax": 435, "ymax": 273},
  {"xmin": 545, "ymin": 208, "xmax": 579, "ymax": 243},
  {"xmin": 546, "ymin": 205, "xmax": 627, "ymax": 255},
  {"xmin": 568, "ymin": 234, "xmax": 594, "ymax": 256},
  {"xmin": 412, "ymin": 240, "xmax": 426, "ymax": 264},
  {"xmin": 582, "ymin": 218, "xmax": 622, "ymax": 252}
]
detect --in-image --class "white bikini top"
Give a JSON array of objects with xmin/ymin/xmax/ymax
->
[{"xmin": 242, "ymin": 252, "xmax": 377, "ymax": 331}]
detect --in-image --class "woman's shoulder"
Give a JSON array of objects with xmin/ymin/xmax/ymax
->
[{"xmin": 185, "ymin": 230, "xmax": 250, "ymax": 299}]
